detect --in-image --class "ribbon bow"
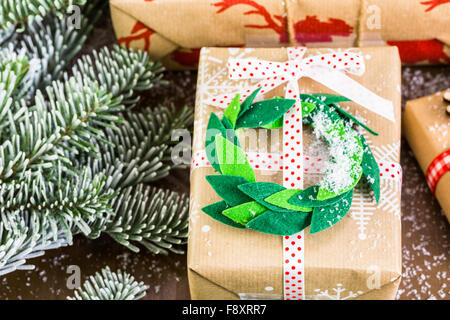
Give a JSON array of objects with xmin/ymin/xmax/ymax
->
[{"xmin": 208, "ymin": 47, "xmax": 395, "ymax": 122}]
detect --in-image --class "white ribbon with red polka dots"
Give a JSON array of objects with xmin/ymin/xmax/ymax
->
[
  {"xmin": 207, "ymin": 47, "xmax": 395, "ymax": 122},
  {"xmin": 280, "ymin": 48, "xmax": 306, "ymax": 300},
  {"xmin": 205, "ymin": 47, "xmax": 396, "ymax": 300},
  {"xmin": 191, "ymin": 150, "xmax": 403, "ymax": 183}
]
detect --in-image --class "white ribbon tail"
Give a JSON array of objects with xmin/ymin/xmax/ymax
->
[{"xmin": 304, "ymin": 66, "xmax": 395, "ymax": 122}]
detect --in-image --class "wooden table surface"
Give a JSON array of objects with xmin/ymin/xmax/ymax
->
[{"xmin": 0, "ymin": 11, "xmax": 449, "ymax": 300}]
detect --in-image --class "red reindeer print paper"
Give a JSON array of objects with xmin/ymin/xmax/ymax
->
[
  {"xmin": 292, "ymin": 16, "xmax": 354, "ymax": 45},
  {"xmin": 110, "ymin": 0, "xmax": 450, "ymax": 68},
  {"xmin": 213, "ymin": 0, "xmax": 289, "ymax": 43},
  {"xmin": 118, "ymin": 21, "xmax": 154, "ymax": 51},
  {"xmin": 420, "ymin": 0, "xmax": 450, "ymax": 12}
]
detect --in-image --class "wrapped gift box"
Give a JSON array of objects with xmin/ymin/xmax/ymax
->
[
  {"xmin": 110, "ymin": 0, "xmax": 450, "ymax": 68},
  {"xmin": 188, "ymin": 46, "xmax": 402, "ymax": 300},
  {"xmin": 404, "ymin": 91, "xmax": 450, "ymax": 222}
]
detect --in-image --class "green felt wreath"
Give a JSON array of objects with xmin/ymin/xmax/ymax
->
[{"xmin": 202, "ymin": 88, "xmax": 380, "ymax": 235}]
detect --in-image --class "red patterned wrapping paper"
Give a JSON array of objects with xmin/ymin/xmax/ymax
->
[{"xmin": 110, "ymin": 0, "xmax": 450, "ymax": 69}]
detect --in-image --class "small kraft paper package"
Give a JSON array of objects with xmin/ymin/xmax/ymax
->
[
  {"xmin": 188, "ymin": 46, "xmax": 402, "ymax": 300},
  {"xmin": 404, "ymin": 90, "xmax": 450, "ymax": 222}
]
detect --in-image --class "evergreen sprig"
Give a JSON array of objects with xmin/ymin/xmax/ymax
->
[
  {"xmin": 87, "ymin": 185, "xmax": 189, "ymax": 254},
  {"xmin": 77, "ymin": 104, "xmax": 193, "ymax": 253},
  {"xmin": 0, "ymin": 76, "xmax": 123, "ymax": 184},
  {"xmin": 0, "ymin": 211, "xmax": 68, "ymax": 276},
  {"xmin": 0, "ymin": 0, "xmax": 87, "ymax": 32},
  {"xmin": 19, "ymin": 0, "xmax": 106, "ymax": 96},
  {"xmin": 67, "ymin": 266, "xmax": 148, "ymax": 300},
  {"xmin": 0, "ymin": 1, "xmax": 192, "ymax": 280},
  {"xmin": 0, "ymin": 168, "xmax": 115, "ymax": 236},
  {"xmin": 0, "ymin": 45, "xmax": 185, "ymax": 275},
  {"xmin": 82, "ymin": 105, "xmax": 193, "ymax": 189},
  {"xmin": 71, "ymin": 45, "xmax": 166, "ymax": 108}
]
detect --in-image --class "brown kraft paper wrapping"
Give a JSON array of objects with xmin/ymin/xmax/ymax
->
[
  {"xmin": 109, "ymin": 0, "xmax": 450, "ymax": 68},
  {"xmin": 403, "ymin": 91, "xmax": 450, "ymax": 222},
  {"xmin": 187, "ymin": 47, "xmax": 402, "ymax": 300}
]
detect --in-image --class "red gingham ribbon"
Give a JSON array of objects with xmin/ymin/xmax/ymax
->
[{"xmin": 426, "ymin": 150, "xmax": 450, "ymax": 194}]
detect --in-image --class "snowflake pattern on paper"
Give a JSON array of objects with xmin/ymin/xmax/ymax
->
[
  {"xmin": 350, "ymin": 184, "xmax": 378, "ymax": 240},
  {"xmin": 310, "ymin": 283, "xmax": 364, "ymax": 300},
  {"xmin": 194, "ymin": 48, "xmax": 255, "ymax": 150},
  {"xmin": 347, "ymin": 132, "xmax": 400, "ymax": 239}
]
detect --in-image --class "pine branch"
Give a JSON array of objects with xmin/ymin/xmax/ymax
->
[
  {"xmin": 0, "ymin": 168, "xmax": 115, "ymax": 276},
  {"xmin": 67, "ymin": 266, "xmax": 148, "ymax": 300},
  {"xmin": 0, "ymin": 45, "xmax": 41, "ymax": 106},
  {"xmin": 0, "ymin": 77, "xmax": 123, "ymax": 183},
  {"xmin": 86, "ymin": 184, "xmax": 189, "ymax": 255},
  {"xmin": 19, "ymin": 0, "xmax": 106, "ymax": 97},
  {"xmin": 0, "ymin": 50, "xmax": 24, "ymax": 123},
  {"xmin": 80, "ymin": 105, "xmax": 193, "ymax": 189},
  {"xmin": 0, "ymin": 0, "xmax": 87, "ymax": 32},
  {"xmin": 0, "ymin": 211, "xmax": 69, "ymax": 276},
  {"xmin": 0, "ymin": 0, "xmax": 187, "ymax": 277},
  {"xmin": 0, "ymin": 45, "xmax": 166, "ymax": 183},
  {"xmin": 0, "ymin": 168, "xmax": 115, "ymax": 236},
  {"xmin": 0, "ymin": 45, "xmax": 171, "ymax": 275},
  {"xmin": 0, "ymin": 1, "xmax": 117, "ymax": 277},
  {"xmin": 74, "ymin": 105, "xmax": 193, "ymax": 254},
  {"xmin": 70, "ymin": 45, "xmax": 166, "ymax": 108}
]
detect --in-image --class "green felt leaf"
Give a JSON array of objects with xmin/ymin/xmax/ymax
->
[
  {"xmin": 235, "ymin": 98, "xmax": 295, "ymax": 129},
  {"xmin": 261, "ymin": 117, "xmax": 283, "ymax": 129},
  {"xmin": 288, "ymin": 185, "xmax": 349, "ymax": 208},
  {"xmin": 310, "ymin": 189, "xmax": 353, "ymax": 234},
  {"xmin": 238, "ymin": 182, "xmax": 295, "ymax": 213},
  {"xmin": 360, "ymin": 135, "xmax": 380, "ymax": 203},
  {"xmin": 221, "ymin": 115, "xmax": 233, "ymax": 129},
  {"xmin": 221, "ymin": 116, "xmax": 240, "ymax": 147},
  {"xmin": 202, "ymin": 201, "xmax": 245, "ymax": 229},
  {"xmin": 205, "ymin": 113, "xmax": 227, "ymax": 173},
  {"xmin": 265, "ymin": 189, "xmax": 312, "ymax": 212},
  {"xmin": 305, "ymin": 101, "xmax": 343, "ymax": 134},
  {"xmin": 261, "ymin": 96, "xmax": 290, "ymax": 129},
  {"xmin": 310, "ymin": 93, "xmax": 351, "ymax": 105},
  {"xmin": 331, "ymin": 103, "xmax": 379, "ymax": 136},
  {"xmin": 300, "ymin": 94, "xmax": 328, "ymax": 109},
  {"xmin": 246, "ymin": 210, "xmax": 312, "ymax": 236},
  {"xmin": 215, "ymin": 135, "xmax": 255, "ymax": 182},
  {"xmin": 222, "ymin": 201, "xmax": 267, "ymax": 225},
  {"xmin": 301, "ymin": 101, "xmax": 317, "ymax": 116},
  {"xmin": 316, "ymin": 168, "xmax": 361, "ymax": 200},
  {"xmin": 206, "ymin": 175, "xmax": 252, "ymax": 206},
  {"xmin": 223, "ymin": 94, "xmax": 241, "ymax": 128},
  {"xmin": 239, "ymin": 87, "xmax": 261, "ymax": 115}
]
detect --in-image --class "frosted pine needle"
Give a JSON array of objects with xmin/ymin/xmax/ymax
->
[{"xmin": 67, "ymin": 267, "xmax": 148, "ymax": 300}]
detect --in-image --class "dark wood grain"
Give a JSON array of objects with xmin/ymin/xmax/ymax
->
[{"xmin": 0, "ymin": 9, "xmax": 449, "ymax": 301}]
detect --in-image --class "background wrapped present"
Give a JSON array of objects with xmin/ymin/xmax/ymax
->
[
  {"xmin": 403, "ymin": 90, "xmax": 450, "ymax": 222},
  {"xmin": 110, "ymin": 0, "xmax": 450, "ymax": 69},
  {"xmin": 188, "ymin": 46, "xmax": 402, "ymax": 300}
]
